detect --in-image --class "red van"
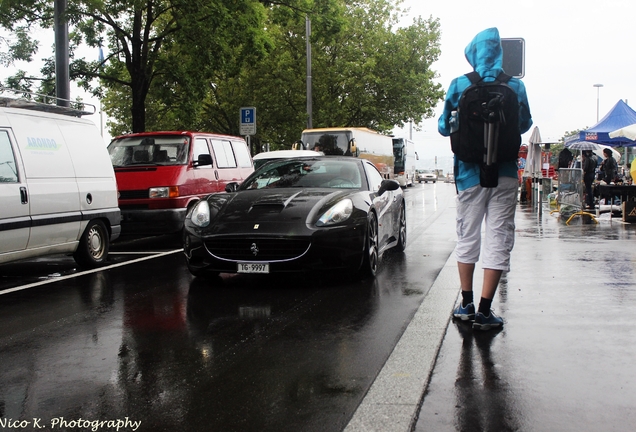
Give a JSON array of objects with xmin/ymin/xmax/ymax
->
[{"xmin": 108, "ymin": 131, "xmax": 254, "ymax": 235}]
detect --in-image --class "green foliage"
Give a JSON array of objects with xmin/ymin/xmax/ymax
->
[
  {"xmin": 197, "ymin": 0, "xmax": 444, "ymax": 149},
  {"xmin": 0, "ymin": 0, "xmax": 443, "ymax": 147},
  {"xmin": 0, "ymin": 0, "xmax": 270, "ymax": 132}
]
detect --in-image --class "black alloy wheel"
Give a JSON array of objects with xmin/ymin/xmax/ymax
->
[
  {"xmin": 395, "ymin": 203, "xmax": 407, "ymax": 252},
  {"xmin": 358, "ymin": 211, "xmax": 379, "ymax": 279}
]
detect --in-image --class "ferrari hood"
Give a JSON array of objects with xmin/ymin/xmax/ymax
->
[{"xmin": 205, "ymin": 188, "xmax": 353, "ymax": 233}]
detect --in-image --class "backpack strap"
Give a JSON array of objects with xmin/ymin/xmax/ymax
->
[
  {"xmin": 496, "ymin": 71, "xmax": 512, "ymax": 83},
  {"xmin": 465, "ymin": 71, "xmax": 481, "ymax": 84},
  {"xmin": 465, "ymin": 71, "xmax": 512, "ymax": 84}
]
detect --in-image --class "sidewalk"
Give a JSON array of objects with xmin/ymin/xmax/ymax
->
[{"xmin": 345, "ymin": 204, "xmax": 636, "ymax": 432}]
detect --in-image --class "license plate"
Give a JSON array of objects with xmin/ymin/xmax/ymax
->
[{"xmin": 237, "ymin": 262, "xmax": 270, "ymax": 274}]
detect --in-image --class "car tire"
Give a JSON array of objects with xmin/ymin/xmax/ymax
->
[
  {"xmin": 393, "ymin": 203, "xmax": 407, "ymax": 252},
  {"xmin": 357, "ymin": 212, "xmax": 379, "ymax": 279},
  {"xmin": 73, "ymin": 219, "xmax": 109, "ymax": 268}
]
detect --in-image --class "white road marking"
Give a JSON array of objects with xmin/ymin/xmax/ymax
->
[{"xmin": 0, "ymin": 249, "xmax": 183, "ymax": 296}]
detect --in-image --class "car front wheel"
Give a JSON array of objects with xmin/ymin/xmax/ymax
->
[{"xmin": 357, "ymin": 212, "xmax": 379, "ymax": 279}]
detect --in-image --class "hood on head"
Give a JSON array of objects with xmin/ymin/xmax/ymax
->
[{"xmin": 464, "ymin": 27, "xmax": 503, "ymax": 77}]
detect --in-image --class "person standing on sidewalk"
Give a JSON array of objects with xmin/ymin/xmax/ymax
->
[{"xmin": 438, "ymin": 27, "xmax": 532, "ymax": 331}]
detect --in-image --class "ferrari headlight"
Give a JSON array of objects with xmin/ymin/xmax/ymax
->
[
  {"xmin": 191, "ymin": 200, "xmax": 210, "ymax": 227},
  {"xmin": 316, "ymin": 199, "xmax": 353, "ymax": 226}
]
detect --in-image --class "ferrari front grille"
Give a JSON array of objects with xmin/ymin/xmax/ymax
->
[{"xmin": 204, "ymin": 237, "xmax": 310, "ymax": 262}]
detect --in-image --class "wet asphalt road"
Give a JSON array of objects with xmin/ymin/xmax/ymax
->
[{"xmin": 0, "ymin": 182, "xmax": 458, "ymax": 432}]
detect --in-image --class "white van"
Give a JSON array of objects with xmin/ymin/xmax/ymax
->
[{"xmin": 0, "ymin": 91, "xmax": 121, "ymax": 268}]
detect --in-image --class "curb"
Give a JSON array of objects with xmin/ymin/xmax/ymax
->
[{"xmin": 343, "ymin": 254, "xmax": 460, "ymax": 432}]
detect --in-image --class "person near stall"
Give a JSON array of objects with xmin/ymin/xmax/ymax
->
[
  {"xmin": 600, "ymin": 148, "xmax": 618, "ymax": 184},
  {"xmin": 582, "ymin": 150, "xmax": 597, "ymax": 209}
]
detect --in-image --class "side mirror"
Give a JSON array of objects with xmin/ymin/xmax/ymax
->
[
  {"xmin": 225, "ymin": 182, "xmax": 240, "ymax": 192},
  {"xmin": 194, "ymin": 154, "xmax": 213, "ymax": 167},
  {"xmin": 378, "ymin": 179, "xmax": 400, "ymax": 195},
  {"xmin": 349, "ymin": 138, "xmax": 357, "ymax": 156}
]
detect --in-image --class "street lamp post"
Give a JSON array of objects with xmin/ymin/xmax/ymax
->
[
  {"xmin": 593, "ymin": 83, "xmax": 604, "ymax": 122},
  {"xmin": 306, "ymin": 16, "xmax": 312, "ymax": 130}
]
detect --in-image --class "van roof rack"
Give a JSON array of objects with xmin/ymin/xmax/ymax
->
[{"xmin": 0, "ymin": 87, "xmax": 96, "ymax": 117}]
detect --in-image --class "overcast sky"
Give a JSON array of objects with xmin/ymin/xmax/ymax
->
[{"xmin": 394, "ymin": 0, "xmax": 636, "ymax": 169}]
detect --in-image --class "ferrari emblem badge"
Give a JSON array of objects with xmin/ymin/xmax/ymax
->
[
  {"xmin": 254, "ymin": 224, "xmax": 259, "ymax": 229},
  {"xmin": 250, "ymin": 243, "xmax": 259, "ymax": 256}
]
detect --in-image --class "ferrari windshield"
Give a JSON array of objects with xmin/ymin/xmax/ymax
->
[{"xmin": 241, "ymin": 159, "xmax": 363, "ymax": 190}]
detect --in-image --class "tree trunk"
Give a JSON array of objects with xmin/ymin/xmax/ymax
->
[
  {"xmin": 128, "ymin": 56, "xmax": 152, "ymax": 132},
  {"xmin": 130, "ymin": 87, "xmax": 146, "ymax": 133}
]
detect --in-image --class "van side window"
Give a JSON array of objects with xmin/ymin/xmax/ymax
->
[
  {"xmin": 193, "ymin": 138, "xmax": 212, "ymax": 168},
  {"xmin": 0, "ymin": 130, "xmax": 18, "ymax": 183},
  {"xmin": 232, "ymin": 140, "xmax": 253, "ymax": 168},
  {"xmin": 211, "ymin": 140, "xmax": 237, "ymax": 168}
]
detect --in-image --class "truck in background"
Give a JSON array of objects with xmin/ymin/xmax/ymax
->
[
  {"xmin": 392, "ymin": 137, "xmax": 418, "ymax": 187},
  {"xmin": 299, "ymin": 127, "xmax": 394, "ymax": 178}
]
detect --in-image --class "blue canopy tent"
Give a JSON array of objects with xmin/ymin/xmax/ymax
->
[{"xmin": 564, "ymin": 100, "xmax": 636, "ymax": 148}]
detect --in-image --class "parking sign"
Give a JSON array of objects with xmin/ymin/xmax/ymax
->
[{"xmin": 240, "ymin": 107, "xmax": 256, "ymax": 136}]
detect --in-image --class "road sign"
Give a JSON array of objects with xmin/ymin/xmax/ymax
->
[
  {"xmin": 240, "ymin": 107, "xmax": 256, "ymax": 136},
  {"xmin": 501, "ymin": 38, "xmax": 525, "ymax": 78}
]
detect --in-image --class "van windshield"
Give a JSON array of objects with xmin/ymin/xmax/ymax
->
[{"xmin": 108, "ymin": 135, "xmax": 190, "ymax": 167}]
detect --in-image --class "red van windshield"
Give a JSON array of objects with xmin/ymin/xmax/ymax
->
[{"xmin": 108, "ymin": 135, "xmax": 190, "ymax": 167}]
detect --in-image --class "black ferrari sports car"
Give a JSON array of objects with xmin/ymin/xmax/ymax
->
[{"xmin": 182, "ymin": 156, "xmax": 406, "ymax": 279}]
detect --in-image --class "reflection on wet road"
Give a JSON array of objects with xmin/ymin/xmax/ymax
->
[{"xmin": 0, "ymin": 183, "xmax": 458, "ymax": 432}]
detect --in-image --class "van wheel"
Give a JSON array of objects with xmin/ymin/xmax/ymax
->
[{"xmin": 74, "ymin": 220, "xmax": 109, "ymax": 268}]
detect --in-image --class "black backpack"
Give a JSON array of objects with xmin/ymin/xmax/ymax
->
[{"xmin": 450, "ymin": 71, "xmax": 521, "ymax": 167}]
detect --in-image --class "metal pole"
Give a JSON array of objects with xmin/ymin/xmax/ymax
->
[
  {"xmin": 54, "ymin": 0, "xmax": 70, "ymax": 106},
  {"xmin": 593, "ymin": 83, "xmax": 603, "ymax": 123},
  {"xmin": 306, "ymin": 16, "xmax": 312, "ymax": 129}
]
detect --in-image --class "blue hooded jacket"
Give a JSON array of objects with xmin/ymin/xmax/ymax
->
[{"xmin": 438, "ymin": 27, "xmax": 532, "ymax": 191}]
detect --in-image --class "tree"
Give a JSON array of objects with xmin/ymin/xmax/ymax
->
[
  {"xmin": 194, "ymin": 0, "xmax": 444, "ymax": 149},
  {"xmin": 0, "ymin": 0, "xmax": 270, "ymax": 133},
  {"xmin": 0, "ymin": 0, "xmax": 443, "ymax": 144}
]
